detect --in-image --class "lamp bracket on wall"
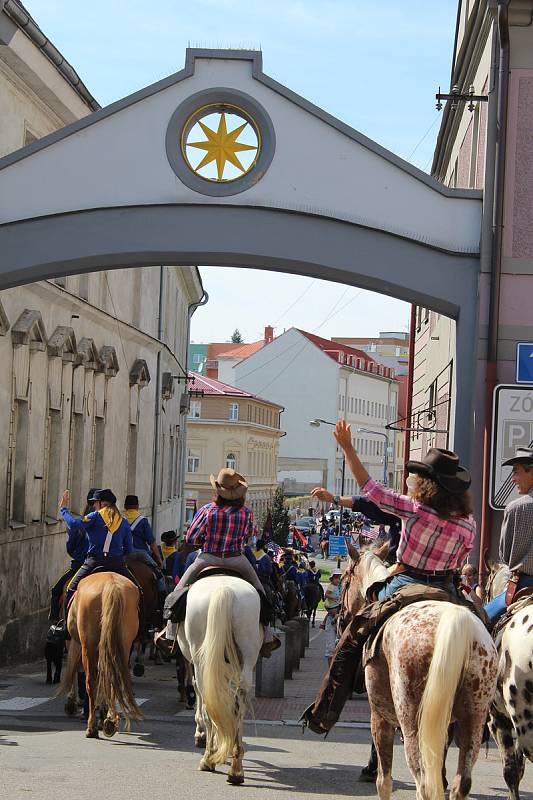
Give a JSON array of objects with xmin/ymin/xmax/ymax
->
[{"xmin": 436, "ymin": 84, "xmax": 488, "ymax": 112}]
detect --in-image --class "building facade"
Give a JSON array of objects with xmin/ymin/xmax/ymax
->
[
  {"xmin": 232, "ymin": 328, "xmax": 399, "ymax": 495},
  {"xmin": 0, "ymin": 2, "xmax": 204, "ymax": 663},
  {"xmin": 411, "ymin": 0, "xmax": 533, "ymax": 556},
  {"xmin": 332, "ymin": 332, "xmax": 409, "ymax": 376},
  {"xmin": 184, "ymin": 374, "xmax": 283, "ymax": 523}
]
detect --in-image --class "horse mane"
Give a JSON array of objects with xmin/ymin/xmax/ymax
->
[{"xmin": 359, "ymin": 550, "xmax": 389, "ymax": 597}]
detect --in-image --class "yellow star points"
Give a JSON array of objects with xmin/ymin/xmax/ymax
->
[{"xmin": 188, "ymin": 112, "xmax": 257, "ymax": 181}]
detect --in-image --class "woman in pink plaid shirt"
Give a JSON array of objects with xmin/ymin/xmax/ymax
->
[{"xmin": 312, "ymin": 420, "xmax": 475, "ymax": 597}]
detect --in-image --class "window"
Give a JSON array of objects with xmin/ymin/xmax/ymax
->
[
  {"xmin": 192, "ymin": 353, "xmax": 203, "ymax": 364},
  {"xmin": 188, "ymin": 400, "xmax": 201, "ymax": 418},
  {"xmin": 229, "ymin": 403, "xmax": 239, "ymax": 421},
  {"xmin": 187, "ymin": 449, "xmax": 200, "ymax": 473},
  {"xmin": 226, "ymin": 452, "xmax": 237, "ymax": 470}
]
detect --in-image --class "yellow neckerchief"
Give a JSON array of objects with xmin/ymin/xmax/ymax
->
[
  {"xmin": 99, "ymin": 507, "xmax": 122, "ymax": 534},
  {"xmin": 254, "ymin": 548, "xmax": 267, "ymax": 559},
  {"xmin": 161, "ymin": 543, "xmax": 177, "ymax": 559},
  {"xmin": 124, "ymin": 509, "xmax": 140, "ymax": 526}
]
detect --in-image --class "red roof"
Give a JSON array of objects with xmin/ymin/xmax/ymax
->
[
  {"xmin": 217, "ymin": 341, "xmax": 265, "ymax": 360},
  {"xmin": 297, "ymin": 329, "xmax": 396, "ymax": 378},
  {"xmin": 188, "ymin": 372, "xmax": 283, "ymax": 408}
]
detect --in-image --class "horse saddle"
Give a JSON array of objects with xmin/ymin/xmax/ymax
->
[{"xmin": 172, "ymin": 567, "xmax": 272, "ymax": 625}]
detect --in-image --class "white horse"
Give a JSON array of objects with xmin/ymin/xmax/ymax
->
[{"xmin": 177, "ymin": 575, "xmax": 263, "ymax": 784}]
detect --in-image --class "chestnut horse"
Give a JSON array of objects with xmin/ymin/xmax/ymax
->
[
  {"xmin": 342, "ymin": 544, "xmax": 498, "ymax": 800},
  {"xmin": 60, "ymin": 572, "xmax": 143, "ymax": 738}
]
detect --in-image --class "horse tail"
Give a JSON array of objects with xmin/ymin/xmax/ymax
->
[
  {"xmin": 97, "ymin": 577, "xmax": 143, "ymax": 730},
  {"xmin": 197, "ymin": 585, "xmax": 242, "ymax": 764},
  {"xmin": 418, "ymin": 604, "xmax": 476, "ymax": 800},
  {"xmin": 58, "ymin": 639, "xmax": 82, "ymax": 697}
]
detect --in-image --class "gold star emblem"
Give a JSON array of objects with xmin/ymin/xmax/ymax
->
[{"xmin": 187, "ymin": 112, "xmax": 258, "ymax": 181}]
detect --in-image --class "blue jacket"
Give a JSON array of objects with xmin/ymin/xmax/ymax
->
[
  {"xmin": 255, "ymin": 552, "xmax": 273, "ymax": 579},
  {"xmin": 66, "ymin": 521, "xmax": 89, "ymax": 563},
  {"xmin": 306, "ymin": 568, "xmax": 322, "ymax": 584},
  {"xmin": 60, "ymin": 508, "xmax": 133, "ymax": 559},
  {"xmin": 129, "ymin": 516, "xmax": 155, "ymax": 553}
]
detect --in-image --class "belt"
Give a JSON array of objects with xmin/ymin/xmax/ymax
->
[
  {"xmin": 214, "ymin": 551, "xmax": 242, "ymax": 559},
  {"xmin": 404, "ymin": 566, "xmax": 453, "ymax": 579}
]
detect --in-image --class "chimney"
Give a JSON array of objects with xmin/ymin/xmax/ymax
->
[{"xmin": 264, "ymin": 325, "xmax": 274, "ymax": 344}]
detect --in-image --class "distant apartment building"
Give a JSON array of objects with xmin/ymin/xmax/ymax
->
[
  {"xmin": 332, "ymin": 332, "xmax": 409, "ymax": 376},
  {"xmin": 188, "ymin": 343, "xmax": 208, "ymax": 373},
  {"xmin": 184, "ymin": 373, "xmax": 283, "ymax": 522},
  {"xmin": 232, "ymin": 328, "xmax": 399, "ymax": 495}
]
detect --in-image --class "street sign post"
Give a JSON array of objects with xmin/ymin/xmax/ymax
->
[
  {"xmin": 516, "ymin": 343, "xmax": 533, "ymax": 384},
  {"xmin": 490, "ymin": 384, "xmax": 533, "ymax": 509},
  {"xmin": 328, "ymin": 535, "xmax": 348, "ymax": 569}
]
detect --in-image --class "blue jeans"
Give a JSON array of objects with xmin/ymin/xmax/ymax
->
[
  {"xmin": 377, "ymin": 572, "xmax": 455, "ymax": 601},
  {"xmin": 484, "ymin": 574, "xmax": 533, "ymax": 623}
]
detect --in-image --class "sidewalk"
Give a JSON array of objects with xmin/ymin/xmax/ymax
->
[{"xmin": 252, "ymin": 608, "xmax": 370, "ymax": 725}]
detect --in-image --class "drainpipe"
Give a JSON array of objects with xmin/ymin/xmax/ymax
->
[
  {"xmin": 151, "ymin": 266, "xmax": 166, "ymax": 535},
  {"xmin": 479, "ymin": 1, "xmax": 510, "ymax": 579},
  {"xmin": 403, "ymin": 304, "xmax": 417, "ymax": 492},
  {"xmin": 178, "ymin": 286, "xmax": 208, "ymax": 530}
]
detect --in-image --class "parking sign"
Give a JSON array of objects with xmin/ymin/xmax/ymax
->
[{"xmin": 490, "ymin": 385, "xmax": 533, "ymax": 509}]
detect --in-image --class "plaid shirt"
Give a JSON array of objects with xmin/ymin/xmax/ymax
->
[
  {"xmin": 362, "ymin": 478, "xmax": 475, "ymax": 572},
  {"xmin": 499, "ymin": 489, "xmax": 533, "ymax": 575},
  {"xmin": 186, "ymin": 501, "xmax": 253, "ymax": 556}
]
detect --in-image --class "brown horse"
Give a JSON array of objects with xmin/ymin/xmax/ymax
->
[
  {"xmin": 342, "ymin": 544, "xmax": 498, "ymax": 800},
  {"xmin": 319, "ymin": 538, "xmax": 329, "ymax": 559},
  {"xmin": 60, "ymin": 572, "xmax": 143, "ymax": 738}
]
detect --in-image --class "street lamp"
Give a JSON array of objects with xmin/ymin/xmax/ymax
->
[
  {"xmin": 308, "ymin": 418, "xmax": 345, "ymax": 494},
  {"xmin": 357, "ymin": 427, "xmax": 389, "ymax": 486}
]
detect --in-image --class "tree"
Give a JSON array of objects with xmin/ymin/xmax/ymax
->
[
  {"xmin": 270, "ymin": 485, "xmax": 291, "ymax": 546},
  {"xmin": 231, "ymin": 328, "xmax": 243, "ymax": 343}
]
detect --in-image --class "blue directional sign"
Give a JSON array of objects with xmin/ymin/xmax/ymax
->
[
  {"xmin": 516, "ymin": 343, "xmax": 533, "ymax": 384},
  {"xmin": 328, "ymin": 535, "xmax": 348, "ymax": 557}
]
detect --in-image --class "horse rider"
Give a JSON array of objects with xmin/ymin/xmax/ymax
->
[
  {"xmin": 484, "ymin": 447, "xmax": 533, "ymax": 623},
  {"xmin": 60, "ymin": 488, "xmax": 142, "ymax": 628},
  {"xmin": 350, "ymin": 495, "xmax": 402, "ymax": 564},
  {"xmin": 123, "ymin": 494, "xmax": 166, "ymax": 609},
  {"xmin": 254, "ymin": 537, "xmax": 274, "ymax": 586},
  {"xmin": 304, "ymin": 419, "xmax": 476, "ymax": 735},
  {"xmin": 48, "ymin": 488, "xmax": 95, "ymax": 624},
  {"xmin": 160, "ymin": 530, "xmax": 179, "ymax": 576},
  {"xmin": 155, "ymin": 468, "xmax": 281, "ymax": 658},
  {"xmin": 305, "ymin": 560, "xmax": 325, "ymax": 600}
]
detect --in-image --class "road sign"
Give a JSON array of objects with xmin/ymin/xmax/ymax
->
[
  {"xmin": 516, "ymin": 343, "xmax": 533, "ymax": 384},
  {"xmin": 328, "ymin": 535, "xmax": 348, "ymax": 557},
  {"xmin": 490, "ymin": 384, "xmax": 533, "ymax": 509}
]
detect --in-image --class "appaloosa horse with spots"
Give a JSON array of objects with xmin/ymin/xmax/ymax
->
[
  {"xmin": 342, "ymin": 547, "xmax": 498, "ymax": 800},
  {"xmin": 485, "ymin": 561, "xmax": 533, "ymax": 799}
]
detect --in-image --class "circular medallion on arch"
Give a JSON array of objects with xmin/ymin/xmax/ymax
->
[{"xmin": 165, "ymin": 89, "xmax": 276, "ymax": 196}]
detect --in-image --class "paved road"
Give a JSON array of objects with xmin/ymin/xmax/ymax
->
[{"xmin": 1, "ymin": 657, "xmax": 532, "ymax": 799}]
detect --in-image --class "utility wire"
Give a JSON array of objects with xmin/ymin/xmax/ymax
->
[
  {"xmin": 272, "ymin": 278, "xmax": 316, "ymax": 325},
  {"xmin": 406, "ymin": 113, "xmax": 440, "ymax": 161}
]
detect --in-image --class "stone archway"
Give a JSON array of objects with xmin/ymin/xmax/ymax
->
[{"xmin": 0, "ymin": 49, "xmax": 483, "ymax": 459}]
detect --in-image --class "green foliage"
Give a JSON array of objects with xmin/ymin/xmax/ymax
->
[
  {"xmin": 271, "ymin": 485, "xmax": 291, "ymax": 546},
  {"xmin": 231, "ymin": 328, "xmax": 243, "ymax": 343}
]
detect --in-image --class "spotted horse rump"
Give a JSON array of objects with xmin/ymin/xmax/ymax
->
[{"xmin": 490, "ymin": 598, "xmax": 533, "ymax": 800}]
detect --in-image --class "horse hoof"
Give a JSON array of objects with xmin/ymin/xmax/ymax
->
[
  {"xmin": 195, "ymin": 734, "xmax": 207, "ymax": 748},
  {"xmin": 85, "ymin": 728, "xmax": 99, "ymax": 739},
  {"xmin": 227, "ymin": 774, "xmax": 244, "ymax": 785},
  {"xmin": 102, "ymin": 719, "xmax": 117, "ymax": 738},
  {"xmin": 132, "ymin": 664, "xmax": 144, "ymax": 677},
  {"xmin": 199, "ymin": 758, "xmax": 215, "ymax": 772},
  {"xmin": 65, "ymin": 699, "xmax": 77, "ymax": 716}
]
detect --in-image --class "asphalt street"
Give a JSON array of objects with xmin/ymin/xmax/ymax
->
[{"xmin": 1, "ymin": 655, "xmax": 532, "ymax": 799}]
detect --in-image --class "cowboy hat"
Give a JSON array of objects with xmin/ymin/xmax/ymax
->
[
  {"xmin": 331, "ymin": 569, "xmax": 343, "ymax": 578},
  {"xmin": 210, "ymin": 468, "xmax": 248, "ymax": 500},
  {"xmin": 502, "ymin": 447, "xmax": 533, "ymax": 467},
  {"xmin": 406, "ymin": 448, "xmax": 471, "ymax": 494},
  {"xmin": 161, "ymin": 530, "xmax": 178, "ymax": 544},
  {"xmin": 89, "ymin": 488, "xmax": 117, "ymax": 504}
]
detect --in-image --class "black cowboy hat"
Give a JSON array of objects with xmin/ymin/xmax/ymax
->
[
  {"xmin": 124, "ymin": 494, "xmax": 139, "ymax": 508},
  {"xmin": 502, "ymin": 447, "xmax": 533, "ymax": 467},
  {"xmin": 406, "ymin": 447, "xmax": 471, "ymax": 495},
  {"xmin": 161, "ymin": 530, "xmax": 178, "ymax": 544},
  {"xmin": 87, "ymin": 488, "xmax": 99, "ymax": 502},
  {"xmin": 89, "ymin": 488, "xmax": 117, "ymax": 504}
]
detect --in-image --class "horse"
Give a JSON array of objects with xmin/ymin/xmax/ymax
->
[
  {"xmin": 59, "ymin": 572, "xmax": 143, "ymax": 738},
  {"xmin": 484, "ymin": 559, "xmax": 533, "ymax": 799},
  {"xmin": 125, "ymin": 555, "xmax": 161, "ymax": 676},
  {"xmin": 303, "ymin": 582, "xmax": 322, "ymax": 627},
  {"xmin": 45, "ymin": 623, "xmax": 65, "ymax": 685},
  {"xmin": 342, "ymin": 543, "xmax": 498, "ymax": 800},
  {"xmin": 283, "ymin": 579, "xmax": 301, "ymax": 620},
  {"xmin": 177, "ymin": 574, "xmax": 262, "ymax": 784},
  {"xmin": 319, "ymin": 538, "xmax": 329, "ymax": 560}
]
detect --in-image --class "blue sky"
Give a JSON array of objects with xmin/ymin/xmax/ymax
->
[{"xmin": 25, "ymin": 0, "xmax": 459, "ymax": 344}]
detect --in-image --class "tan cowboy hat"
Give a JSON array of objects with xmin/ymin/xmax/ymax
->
[{"xmin": 210, "ymin": 468, "xmax": 248, "ymax": 500}]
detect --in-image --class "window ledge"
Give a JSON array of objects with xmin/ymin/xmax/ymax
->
[{"xmin": 9, "ymin": 520, "xmax": 26, "ymax": 529}]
